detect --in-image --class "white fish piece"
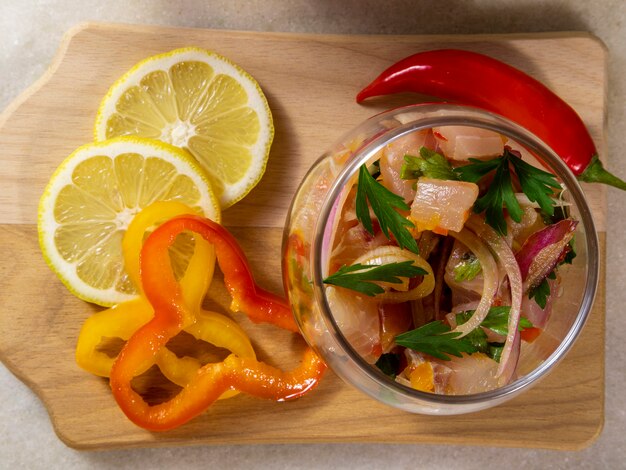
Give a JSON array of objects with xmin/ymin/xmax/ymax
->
[
  {"xmin": 326, "ymin": 286, "xmax": 381, "ymax": 363},
  {"xmin": 379, "ymin": 130, "xmax": 434, "ymax": 203},
  {"xmin": 433, "ymin": 125, "xmax": 504, "ymax": 161},
  {"xmin": 411, "ymin": 178, "xmax": 479, "ymax": 233},
  {"xmin": 445, "ymin": 353, "xmax": 503, "ymax": 394}
]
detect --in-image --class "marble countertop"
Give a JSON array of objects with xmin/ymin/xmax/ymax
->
[{"xmin": 1, "ymin": 1, "xmax": 624, "ymax": 468}]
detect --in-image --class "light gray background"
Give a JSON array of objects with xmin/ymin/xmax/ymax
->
[{"xmin": 1, "ymin": 1, "xmax": 624, "ymax": 468}]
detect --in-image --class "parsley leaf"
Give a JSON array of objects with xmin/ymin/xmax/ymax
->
[
  {"xmin": 463, "ymin": 325, "xmax": 489, "ymax": 354},
  {"xmin": 472, "ymin": 155, "xmax": 522, "ymax": 235},
  {"xmin": 549, "ymin": 203, "xmax": 570, "ymax": 224},
  {"xmin": 400, "ymin": 147, "xmax": 458, "ymax": 181},
  {"xmin": 528, "ymin": 271, "xmax": 556, "ymax": 309},
  {"xmin": 509, "ymin": 155, "xmax": 562, "ymax": 217},
  {"xmin": 356, "ymin": 165, "xmax": 419, "ymax": 254},
  {"xmin": 489, "ymin": 344, "xmax": 504, "ymax": 363},
  {"xmin": 375, "ymin": 353, "xmax": 401, "ymax": 378},
  {"xmin": 529, "ymin": 281, "xmax": 549, "ymax": 307},
  {"xmin": 396, "ymin": 307, "xmax": 534, "ymax": 362},
  {"xmin": 323, "ymin": 261, "xmax": 428, "ymax": 297},
  {"xmin": 368, "ymin": 160, "xmax": 381, "ymax": 179},
  {"xmin": 454, "ymin": 149, "xmax": 562, "ymax": 236},
  {"xmin": 561, "ymin": 238, "xmax": 577, "ymax": 265},
  {"xmin": 456, "ymin": 306, "xmax": 533, "ymax": 336},
  {"xmin": 395, "ymin": 321, "xmax": 477, "ymax": 361},
  {"xmin": 453, "ymin": 252, "xmax": 482, "ymax": 282},
  {"xmin": 454, "ymin": 307, "xmax": 533, "ymax": 362},
  {"xmin": 453, "ymin": 157, "xmax": 500, "ymax": 183}
]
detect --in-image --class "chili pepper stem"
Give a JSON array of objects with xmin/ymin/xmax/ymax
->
[{"xmin": 578, "ymin": 155, "xmax": 626, "ymax": 191}]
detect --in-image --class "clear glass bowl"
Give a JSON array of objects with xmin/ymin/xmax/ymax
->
[{"xmin": 282, "ymin": 103, "xmax": 599, "ymax": 415}]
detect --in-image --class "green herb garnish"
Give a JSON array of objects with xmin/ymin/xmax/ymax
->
[
  {"xmin": 453, "ymin": 309, "xmax": 505, "ymax": 357},
  {"xmin": 395, "ymin": 321, "xmax": 477, "ymax": 361},
  {"xmin": 323, "ymin": 261, "xmax": 427, "ymax": 297},
  {"xmin": 561, "ymin": 238, "xmax": 577, "ymax": 265},
  {"xmin": 456, "ymin": 306, "xmax": 533, "ymax": 336},
  {"xmin": 455, "ymin": 153, "xmax": 520, "ymax": 235},
  {"xmin": 463, "ymin": 325, "xmax": 490, "ymax": 354},
  {"xmin": 454, "ymin": 307, "xmax": 533, "ymax": 362},
  {"xmin": 548, "ymin": 202, "xmax": 569, "ymax": 223},
  {"xmin": 511, "ymin": 155, "xmax": 562, "ymax": 217},
  {"xmin": 368, "ymin": 159, "xmax": 381, "ymax": 179},
  {"xmin": 489, "ymin": 344, "xmax": 504, "ymax": 363},
  {"xmin": 454, "ymin": 149, "xmax": 562, "ymax": 235},
  {"xmin": 528, "ymin": 278, "xmax": 550, "ymax": 309},
  {"xmin": 452, "ymin": 155, "xmax": 501, "ymax": 184},
  {"xmin": 375, "ymin": 353, "xmax": 401, "ymax": 378},
  {"xmin": 528, "ymin": 271, "xmax": 557, "ymax": 309},
  {"xmin": 453, "ymin": 252, "xmax": 482, "ymax": 282},
  {"xmin": 356, "ymin": 165, "xmax": 419, "ymax": 254},
  {"xmin": 400, "ymin": 147, "xmax": 458, "ymax": 181},
  {"xmin": 395, "ymin": 307, "xmax": 534, "ymax": 362}
]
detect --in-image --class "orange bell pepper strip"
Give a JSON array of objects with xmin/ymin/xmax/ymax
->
[{"xmin": 109, "ymin": 215, "xmax": 326, "ymax": 431}]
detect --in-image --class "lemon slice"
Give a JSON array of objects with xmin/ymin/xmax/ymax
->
[
  {"xmin": 94, "ymin": 47, "xmax": 274, "ymax": 208},
  {"xmin": 38, "ymin": 136, "xmax": 221, "ymax": 306}
]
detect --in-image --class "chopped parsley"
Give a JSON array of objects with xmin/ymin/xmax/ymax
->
[
  {"xmin": 400, "ymin": 147, "xmax": 458, "ymax": 181},
  {"xmin": 561, "ymin": 238, "xmax": 577, "ymax": 265},
  {"xmin": 375, "ymin": 353, "xmax": 401, "ymax": 378},
  {"xmin": 453, "ymin": 252, "xmax": 482, "ymax": 282},
  {"xmin": 489, "ymin": 344, "xmax": 504, "ymax": 363},
  {"xmin": 528, "ymin": 270, "xmax": 557, "ymax": 309}
]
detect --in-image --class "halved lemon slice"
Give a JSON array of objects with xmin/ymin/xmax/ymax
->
[
  {"xmin": 38, "ymin": 136, "xmax": 220, "ymax": 306},
  {"xmin": 94, "ymin": 47, "xmax": 274, "ymax": 208}
]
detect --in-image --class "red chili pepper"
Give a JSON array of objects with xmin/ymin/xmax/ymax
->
[
  {"xmin": 109, "ymin": 215, "xmax": 326, "ymax": 431},
  {"xmin": 357, "ymin": 49, "xmax": 626, "ymax": 190}
]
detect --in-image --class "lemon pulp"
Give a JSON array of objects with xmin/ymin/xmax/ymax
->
[{"xmin": 95, "ymin": 48, "xmax": 273, "ymax": 208}]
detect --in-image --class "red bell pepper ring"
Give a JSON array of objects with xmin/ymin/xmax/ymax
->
[
  {"xmin": 109, "ymin": 215, "xmax": 326, "ymax": 431},
  {"xmin": 356, "ymin": 49, "xmax": 626, "ymax": 190}
]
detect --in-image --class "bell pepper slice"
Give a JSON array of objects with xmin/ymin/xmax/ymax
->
[
  {"xmin": 76, "ymin": 202, "xmax": 255, "ymax": 400},
  {"xmin": 110, "ymin": 215, "xmax": 326, "ymax": 431},
  {"xmin": 156, "ymin": 309, "xmax": 256, "ymax": 396},
  {"xmin": 75, "ymin": 298, "xmax": 152, "ymax": 377},
  {"xmin": 122, "ymin": 200, "xmax": 217, "ymax": 298}
]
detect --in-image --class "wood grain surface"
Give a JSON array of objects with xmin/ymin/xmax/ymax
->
[{"xmin": 0, "ymin": 23, "xmax": 607, "ymax": 450}]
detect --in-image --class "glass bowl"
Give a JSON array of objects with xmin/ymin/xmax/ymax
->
[{"xmin": 282, "ymin": 103, "xmax": 599, "ymax": 415}]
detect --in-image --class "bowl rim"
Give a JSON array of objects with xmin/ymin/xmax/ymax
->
[{"xmin": 309, "ymin": 103, "xmax": 600, "ymax": 407}]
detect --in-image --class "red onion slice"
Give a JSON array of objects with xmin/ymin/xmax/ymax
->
[
  {"xmin": 448, "ymin": 228, "xmax": 498, "ymax": 336},
  {"xmin": 497, "ymin": 330, "xmax": 521, "ymax": 385},
  {"xmin": 323, "ymin": 183, "xmax": 352, "ymax": 260},
  {"xmin": 352, "ymin": 245, "xmax": 435, "ymax": 302},
  {"xmin": 466, "ymin": 217, "xmax": 523, "ymax": 379},
  {"xmin": 520, "ymin": 277, "xmax": 557, "ymax": 329},
  {"xmin": 516, "ymin": 219, "xmax": 578, "ymax": 292}
]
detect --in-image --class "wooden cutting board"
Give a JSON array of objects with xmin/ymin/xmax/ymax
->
[{"xmin": 0, "ymin": 23, "xmax": 607, "ymax": 450}]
